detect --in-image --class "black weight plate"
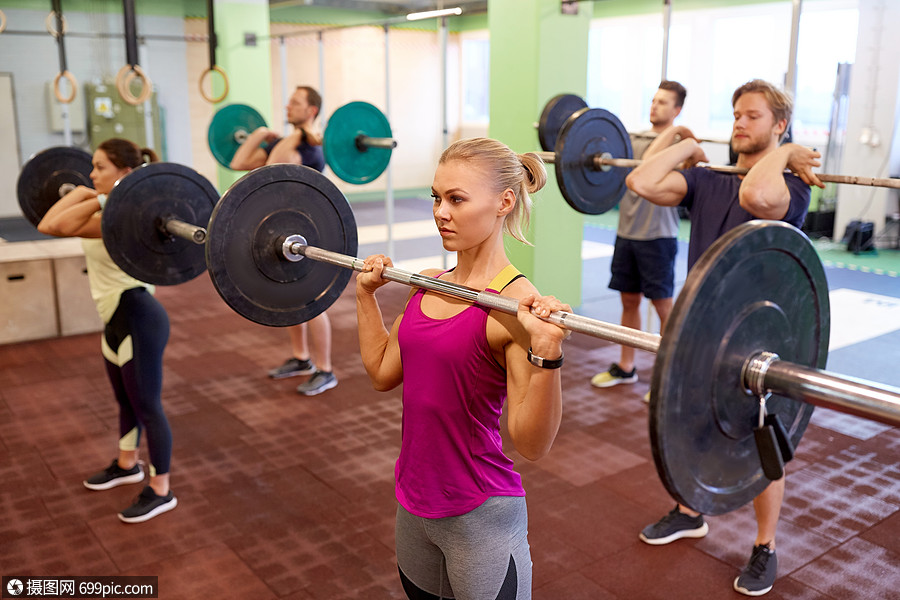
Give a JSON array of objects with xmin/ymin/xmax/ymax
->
[
  {"xmin": 102, "ymin": 163, "xmax": 219, "ymax": 285},
  {"xmin": 650, "ymin": 221, "xmax": 830, "ymax": 515},
  {"xmin": 555, "ymin": 107, "xmax": 633, "ymax": 215},
  {"xmin": 17, "ymin": 146, "xmax": 93, "ymax": 228},
  {"xmin": 538, "ymin": 93, "xmax": 588, "ymax": 152},
  {"xmin": 205, "ymin": 163, "xmax": 358, "ymax": 327},
  {"xmin": 208, "ymin": 103, "xmax": 268, "ymax": 169}
]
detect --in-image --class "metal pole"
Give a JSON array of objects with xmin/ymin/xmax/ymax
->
[
  {"xmin": 785, "ymin": 0, "xmax": 802, "ymax": 98},
  {"xmin": 440, "ymin": 15, "xmax": 449, "ymax": 269},
  {"xmin": 384, "ymin": 24, "xmax": 394, "ymax": 260},
  {"xmin": 661, "ymin": 0, "xmax": 671, "ymax": 81},
  {"xmin": 60, "ymin": 97, "xmax": 73, "ymax": 147},
  {"xmin": 440, "ymin": 16, "xmax": 449, "ymax": 151},
  {"xmin": 318, "ymin": 32, "xmax": 326, "ymax": 128},
  {"xmin": 52, "ymin": 2, "xmax": 73, "ymax": 146},
  {"xmin": 139, "ymin": 40, "xmax": 155, "ymax": 151},
  {"xmin": 280, "ymin": 36, "xmax": 289, "ymax": 135}
]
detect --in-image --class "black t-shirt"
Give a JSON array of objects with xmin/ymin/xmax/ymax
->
[{"xmin": 264, "ymin": 132, "xmax": 325, "ymax": 172}]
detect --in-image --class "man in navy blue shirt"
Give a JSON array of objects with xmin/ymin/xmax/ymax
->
[
  {"xmin": 231, "ymin": 86, "xmax": 337, "ymax": 396},
  {"xmin": 626, "ymin": 79, "xmax": 824, "ymax": 597}
]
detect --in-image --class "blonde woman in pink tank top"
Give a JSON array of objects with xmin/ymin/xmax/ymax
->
[{"xmin": 356, "ymin": 138, "xmax": 571, "ymax": 600}]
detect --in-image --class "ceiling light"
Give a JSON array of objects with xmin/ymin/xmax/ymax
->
[{"xmin": 406, "ymin": 7, "xmax": 463, "ymax": 21}]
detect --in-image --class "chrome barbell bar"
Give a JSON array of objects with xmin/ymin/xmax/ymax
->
[
  {"xmin": 281, "ymin": 234, "xmax": 900, "ymax": 427},
  {"xmin": 535, "ymin": 151, "xmax": 900, "ymax": 189}
]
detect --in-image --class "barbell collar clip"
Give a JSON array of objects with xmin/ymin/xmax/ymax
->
[
  {"xmin": 742, "ymin": 350, "xmax": 780, "ymax": 398},
  {"xmin": 283, "ymin": 234, "xmax": 307, "ymax": 262}
]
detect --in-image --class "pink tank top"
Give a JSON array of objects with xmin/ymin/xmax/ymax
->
[{"xmin": 395, "ymin": 266, "xmax": 525, "ymax": 518}]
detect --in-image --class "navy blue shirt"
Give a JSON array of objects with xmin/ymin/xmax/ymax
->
[
  {"xmin": 265, "ymin": 132, "xmax": 325, "ymax": 173},
  {"xmin": 680, "ymin": 168, "xmax": 811, "ymax": 270}
]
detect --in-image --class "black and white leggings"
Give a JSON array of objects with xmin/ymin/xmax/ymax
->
[{"xmin": 102, "ymin": 287, "xmax": 172, "ymax": 476}]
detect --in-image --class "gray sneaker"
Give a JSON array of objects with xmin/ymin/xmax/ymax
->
[
  {"xmin": 297, "ymin": 371, "xmax": 337, "ymax": 396},
  {"xmin": 268, "ymin": 357, "xmax": 315, "ymax": 379},
  {"xmin": 734, "ymin": 544, "xmax": 777, "ymax": 596},
  {"xmin": 639, "ymin": 505, "xmax": 709, "ymax": 545}
]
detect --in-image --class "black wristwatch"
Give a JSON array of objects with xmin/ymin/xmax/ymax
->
[{"xmin": 527, "ymin": 347, "xmax": 564, "ymax": 369}]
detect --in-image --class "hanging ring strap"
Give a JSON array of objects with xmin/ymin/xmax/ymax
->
[
  {"xmin": 116, "ymin": 63, "xmax": 153, "ymax": 105},
  {"xmin": 199, "ymin": 65, "xmax": 229, "ymax": 104},
  {"xmin": 49, "ymin": 3, "xmax": 76, "ymax": 104},
  {"xmin": 53, "ymin": 70, "xmax": 78, "ymax": 104},
  {"xmin": 0, "ymin": 9, "xmax": 8, "ymax": 34},
  {"xmin": 116, "ymin": 0, "xmax": 150, "ymax": 105},
  {"xmin": 45, "ymin": 11, "xmax": 67, "ymax": 37},
  {"xmin": 200, "ymin": 0, "xmax": 228, "ymax": 104}
]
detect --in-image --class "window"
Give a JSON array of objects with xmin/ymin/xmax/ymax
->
[
  {"xmin": 587, "ymin": 1, "xmax": 859, "ymax": 149},
  {"xmin": 461, "ymin": 34, "xmax": 490, "ymax": 123}
]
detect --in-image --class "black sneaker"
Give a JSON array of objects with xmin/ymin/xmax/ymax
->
[
  {"xmin": 639, "ymin": 505, "xmax": 709, "ymax": 545},
  {"xmin": 590, "ymin": 363, "xmax": 638, "ymax": 388},
  {"xmin": 268, "ymin": 357, "xmax": 315, "ymax": 379},
  {"xmin": 734, "ymin": 544, "xmax": 777, "ymax": 596},
  {"xmin": 118, "ymin": 486, "xmax": 177, "ymax": 523},
  {"xmin": 297, "ymin": 370, "xmax": 338, "ymax": 396},
  {"xmin": 83, "ymin": 459, "xmax": 144, "ymax": 491}
]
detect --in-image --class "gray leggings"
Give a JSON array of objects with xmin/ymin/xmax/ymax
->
[{"xmin": 395, "ymin": 496, "xmax": 532, "ymax": 600}]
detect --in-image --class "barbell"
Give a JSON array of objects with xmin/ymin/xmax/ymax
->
[
  {"xmin": 537, "ymin": 93, "xmax": 731, "ymax": 154},
  {"xmin": 207, "ymin": 100, "xmax": 397, "ymax": 185},
  {"xmin": 542, "ymin": 106, "xmax": 900, "ymax": 215},
  {"xmin": 17, "ymin": 152, "xmax": 900, "ymax": 517},
  {"xmin": 199, "ymin": 165, "xmax": 900, "ymax": 516}
]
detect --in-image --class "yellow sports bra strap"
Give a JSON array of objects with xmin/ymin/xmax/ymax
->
[{"xmin": 487, "ymin": 264, "xmax": 524, "ymax": 292}]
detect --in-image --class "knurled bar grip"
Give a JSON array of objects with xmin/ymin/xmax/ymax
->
[
  {"xmin": 283, "ymin": 236, "xmax": 900, "ymax": 426},
  {"xmin": 285, "ymin": 235, "xmax": 663, "ymax": 354}
]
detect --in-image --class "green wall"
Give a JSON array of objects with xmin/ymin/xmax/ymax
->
[
  {"xmin": 213, "ymin": 1, "xmax": 272, "ymax": 190},
  {"xmin": 488, "ymin": 0, "xmax": 592, "ymax": 305},
  {"xmin": 3, "ymin": 0, "xmax": 199, "ymax": 17},
  {"xmin": 586, "ymin": 0, "xmax": 791, "ymax": 18}
]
